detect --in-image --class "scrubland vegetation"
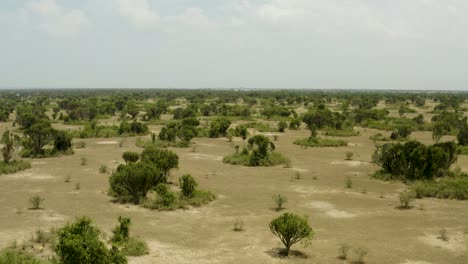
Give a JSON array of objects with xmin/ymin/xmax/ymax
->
[{"xmin": 0, "ymin": 89, "xmax": 467, "ymax": 263}]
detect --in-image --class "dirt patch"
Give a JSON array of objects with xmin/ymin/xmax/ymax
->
[
  {"xmin": 330, "ymin": 160, "xmax": 366, "ymax": 167},
  {"xmin": 291, "ymin": 167, "xmax": 309, "ymax": 172},
  {"xmin": 418, "ymin": 231, "xmax": 466, "ymax": 252},
  {"xmin": 97, "ymin": 141, "xmax": 119, "ymax": 145},
  {"xmin": 39, "ymin": 211, "xmax": 67, "ymax": 222},
  {"xmin": 401, "ymin": 261, "xmax": 433, "ymax": 264},
  {"xmin": 309, "ymin": 201, "xmax": 357, "ymax": 219},
  {"xmin": 5, "ymin": 171, "xmax": 54, "ymax": 180},
  {"xmin": 185, "ymin": 153, "xmax": 223, "ymax": 161}
]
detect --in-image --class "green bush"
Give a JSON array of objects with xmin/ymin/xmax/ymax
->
[
  {"xmin": 324, "ymin": 129, "xmax": 359, "ymax": 137},
  {"xmin": 410, "ymin": 176, "xmax": 468, "ymax": 200},
  {"xmin": 122, "ymin": 152, "xmax": 139, "ymax": 164},
  {"xmin": 0, "ymin": 249, "xmax": 46, "ymax": 264},
  {"xmin": 0, "ymin": 160, "xmax": 31, "ymax": 175},
  {"xmin": 179, "ymin": 174, "xmax": 198, "ymax": 197},
  {"xmin": 294, "ymin": 137, "xmax": 347, "ymax": 147},
  {"xmin": 55, "ymin": 217, "xmax": 127, "ymax": 264},
  {"xmin": 120, "ymin": 238, "xmax": 149, "ymax": 257},
  {"xmin": 29, "ymin": 194, "xmax": 44, "ymax": 210}
]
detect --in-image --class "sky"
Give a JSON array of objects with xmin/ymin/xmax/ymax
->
[{"xmin": 1, "ymin": 0, "xmax": 468, "ymax": 90}]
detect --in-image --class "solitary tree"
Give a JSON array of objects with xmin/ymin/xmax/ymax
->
[
  {"xmin": 140, "ymin": 146, "xmax": 178, "ymax": 181},
  {"xmin": 278, "ymin": 121, "xmax": 288, "ymax": 132},
  {"xmin": 269, "ymin": 213, "xmax": 314, "ymax": 256},
  {"xmin": 23, "ymin": 120, "xmax": 55, "ymax": 155}
]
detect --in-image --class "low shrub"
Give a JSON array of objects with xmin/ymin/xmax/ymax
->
[
  {"xmin": 120, "ymin": 238, "xmax": 149, "ymax": 256},
  {"xmin": 325, "ymin": 129, "xmax": 360, "ymax": 137},
  {"xmin": 410, "ymin": 176, "xmax": 468, "ymax": 200},
  {"xmin": 0, "ymin": 249, "xmax": 46, "ymax": 264},
  {"xmin": 294, "ymin": 137, "xmax": 347, "ymax": 147},
  {"xmin": 0, "ymin": 160, "xmax": 31, "ymax": 175},
  {"xmin": 29, "ymin": 195, "xmax": 44, "ymax": 210}
]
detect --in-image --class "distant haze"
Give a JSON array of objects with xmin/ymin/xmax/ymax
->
[{"xmin": 1, "ymin": 0, "xmax": 468, "ymax": 90}]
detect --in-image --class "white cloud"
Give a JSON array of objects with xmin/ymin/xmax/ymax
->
[
  {"xmin": 117, "ymin": 0, "xmax": 159, "ymax": 28},
  {"xmin": 23, "ymin": 0, "xmax": 90, "ymax": 37},
  {"xmin": 163, "ymin": 8, "xmax": 217, "ymax": 32}
]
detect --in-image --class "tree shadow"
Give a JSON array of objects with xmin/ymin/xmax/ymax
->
[{"xmin": 264, "ymin": 248, "xmax": 308, "ymax": 259}]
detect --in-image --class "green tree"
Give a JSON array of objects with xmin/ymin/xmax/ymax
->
[
  {"xmin": 109, "ymin": 163, "xmax": 164, "ymax": 204},
  {"xmin": 23, "ymin": 120, "xmax": 55, "ymax": 155},
  {"xmin": 56, "ymin": 217, "xmax": 127, "ymax": 264},
  {"xmin": 209, "ymin": 118, "xmax": 231, "ymax": 138},
  {"xmin": 140, "ymin": 146, "xmax": 178, "ymax": 181},
  {"xmin": 269, "ymin": 213, "xmax": 314, "ymax": 256}
]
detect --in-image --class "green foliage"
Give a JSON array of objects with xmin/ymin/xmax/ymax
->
[
  {"xmin": 208, "ymin": 117, "xmax": 231, "ymax": 138},
  {"xmin": 54, "ymin": 130, "xmax": 73, "ymax": 153},
  {"xmin": 159, "ymin": 118, "xmax": 199, "ymax": 144},
  {"xmin": 179, "ymin": 190, "xmax": 216, "ymax": 207},
  {"xmin": 324, "ymin": 129, "xmax": 359, "ymax": 137},
  {"xmin": 0, "ymin": 160, "xmax": 31, "ymax": 175},
  {"xmin": 22, "ymin": 120, "xmax": 56, "ymax": 156},
  {"xmin": 109, "ymin": 163, "xmax": 164, "ymax": 204},
  {"xmin": 345, "ymin": 151, "xmax": 354, "ymax": 160},
  {"xmin": 458, "ymin": 123, "xmax": 468, "ymax": 146},
  {"xmin": 293, "ymin": 137, "xmax": 347, "ymax": 147},
  {"xmin": 55, "ymin": 217, "xmax": 127, "ymax": 264},
  {"xmin": 244, "ymin": 122, "xmax": 276, "ymax": 132},
  {"xmin": 122, "ymin": 152, "xmax": 139, "ymax": 164},
  {"xmin": 1, "ymin": 130, "xmax": 19, "ymax": 164},
  {"xmin": 410, "ymin": 176, "xmax": 468, "ymax": 200},
  {"xmin": 289, "ymin": 118, "xmax": 301, "ymax": 129},
  {"xmin": 155, "ymin": 184, "xmax": 177, "ymax": 207},
  {"xmin": 459, "ymin": 145, "xmax": 468, "ymax": 155},
  {"xmin": 269, "ymin": 213, "xmax": 314, "ymax": 256},
  {"xmin": 99, "ymin": 165, "xmax": 108, "ymax": 174},
  {"xmin": 278, "ymin": 121, "xmax": 288, "ymax": 132},
  {"xmin": 140, "ymin": 146, "xmax": 178, "ymax": 180},
  {"xmin": 118, "ymin": 120, "xmax": 149, "ymax": 136},
  {"xmin": 179, "ymin": 174, "xmax": 198, "ymax": 197},
  {"xmin": 372, "ymin": 141, "xmax": 459, "ymax": 181},
  {"xmin": 0, "ymin": 249, "xmax": 46, "ymax": 264},
  {"xmin": 111, "ymin": 217, "xmax": 131, "ymax": 245},
  {"xmin": 120, "ymin": 238, "xmax": 149, "ymax": 257}
]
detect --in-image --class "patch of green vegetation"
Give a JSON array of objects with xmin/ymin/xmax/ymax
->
[
  {"xmin": 458, "ymin": 145, "xmax": 468, "ymax": 155},
  {"xmin": 410, "ymin": 175, "xmax": 468, "ymax": 200},
  {"xmin": 324, "ymin": 129, "xmax": 360, "ymax": 137},
  {"xmin": 244, "ymin": 122, "xmax": 277, "ymax": 132},
  {"xmin": 135, "ymin": 138, "xmax": 191, "ymax": 149},
  {"xmin": 0, "ymin": 249, "xmax": 48, "ymax": 264},
  {"xmin": 120, "ymin": 238, "xmax": 149, "ymax": 256},
  {"xmin": 223, "ymin": 151, "xmax": 288, "ymax": 166},
  {"xmin": 142, "ymin": 187, "xmax": 215, "ymax": 210},
  {"xmin": 0, "ymin": 160, "xmax": 31, "ymax": 175},
  {"xmin": 293, "ymin": 137, "xmax": 347, "ymax": 147}
]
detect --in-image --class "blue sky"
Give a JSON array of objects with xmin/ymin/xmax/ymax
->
[{"xmin": 1, "ymin": 0, "xmax": 467, "ymax": 90}]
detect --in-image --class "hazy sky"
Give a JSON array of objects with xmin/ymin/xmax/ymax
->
[{"xmin": 1, "ymin": 0, "xmax": 468, "ymax": 90}]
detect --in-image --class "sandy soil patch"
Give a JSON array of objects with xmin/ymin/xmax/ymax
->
[
  {"xmin": 291, "ymin": 167, "xmax": 309, "ymax": 172},
  {"xmin": 330, "ymin": 160, "xmax": 366, "ymax": 167},
  {"xmin": 418, "ymin": 231, "xmax": 466, "ymax": 252},
  {"xmin": 401, "ymin": 261, "xmax": 433, "ymax": 264},
  {"xmin": 97, "ymin": 141, "xmax": 119, "ymax": 145},
  {"xmin": 5, "ymin": 171, "xmax": 54, "ymax": 180},
  {"xmin": 309, "ymin": 201, "xmax": 356, "ymax": 218},
  {"xmin": 185, "ymin": 153, "xmax": 223, "ymax": 161},
  {"xmin": 39, "ymin": 211, "xmax": 67, "ymax": 222}
]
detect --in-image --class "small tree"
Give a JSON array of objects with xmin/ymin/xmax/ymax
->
[
  {"xmin": 269, "ymin": 213, "xmax": 314, "ymax": 256},
  {"xmin": 54, "ymin": 130, "xmax": 73, "ymax": 153},
  {"xmin": 140, "ymin": 146, "xmax": 178, "ymax": 181},
  {"xmin": 458, "ymin": 124, "xmax": 468, "ymax": 146},
  {"xmin": 179, "ymin": 174, "xmax": 198, "ymax": 197},
  {"xmin": 1, "ymin": 130, "xmax": 18, "ymax": 164},
  {"xmin": 29, "ymin": 194, "xmax": 44, "ymax": 210},
  {"xmin": 273, "ymin": 194, "xmax": 288, "ymax": 211},
  {"xmin": 122, "ymin": 152, "xmax": 139, "ymax": 165},
  {"xmin": 345, "ymin": 151, "xmax": 353, "ymax": 160},
  {"xmin": 111, "ymin": 217, "xmax": 131, "ymax": 244}
]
